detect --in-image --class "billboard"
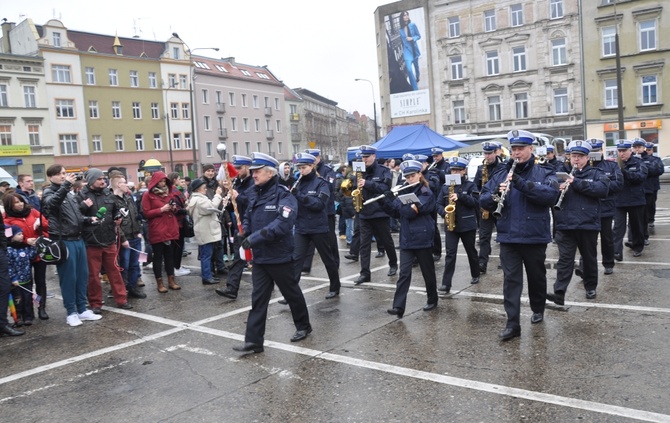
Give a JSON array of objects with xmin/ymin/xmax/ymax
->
[{"xmin": 384, "ymin": 7, "xmax": 430, "ymax": 118}]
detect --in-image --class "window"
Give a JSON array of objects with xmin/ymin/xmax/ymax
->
[
  {"xmin": 255, "ymin": 119, "xmax": 260, "ymax": 132},
  {"xmin": 23, "ymin": 86, "xmax": 36, "ymax": 108},
  {"xmin": 0, "ymin": 84, "xmax": 7, "ymax": 107},
  {"xmin": 154, "ymin": 134, "xmax": 162, "ymax": 150},
  {"xmin": 202, "ymin": 89, "xmax": 209, "ymax": 104},
  {"xmin": 253, "ymin": 95, "xmax": 259, "ymax": 108},
  {"xmin": 453, "ymin": 100, "xmax": 465, "ymax": 124},
  {"xmin": 486, "ymin": 51, "xmax": 499, "ymax": 76},
  {"xmin": 641, "ymin": 75, "xmax": 657, "ymax": 105},
  {"xmin": 115, "ymin": 134, "xmax": 124, "ymax": 151},
  {"xmin": 510, "ymin": 4, "xmax": 524, "ymax": 27},
  {"xmin": 552, "ymin": 38, "xmax": 567, "ymax": 65},
  {"xmin": 168, "ymin": 74, "xmax": 177, "ymax": 87},
  {"xmin": 92, "ymin": 135, "xmax": 102, "ymax": 152},
  {"xmin": 268, "ymin": 142, "xmax": 274, "ymax": 155},
  {"xmin": 110, "ymin": 101, "xmax": 121, "ymax": 119},
  {"xmin": 275, "ymin": 120, "xmax": 281, "ymax": 133},
  {"xmin": 241, "ymin": 93, "xmax": 247, "ymax": 107},
  {"xmin": 85, "ymin": 67, "xmax": 96, "ymax": 85},
  {"xmin": 639, "ymin": 20, "xmax": 656, "ymax": 51},
  {"xmin": 130, "ymin": 71, "xmax": 139, "ymax": 87},
  {"xmin": 184, "ymin": 133, "xmax": 192, "ymax": 149},
  {"xmin": 245, "ymin": 142, "xmax": 250, "ymax": 155},
  {"xmin": 0, "ymin": 125, "xmax": 12, "ymax": 145},
  {"xmin": 448, "ymin": 17, "xmax": 460, "ymax": 38},
  {"xmin": 228, "ymin": 92, "xmax": 235, "ymax": 106},
  {"xmin": 132, "ymin": 102, "xmax": 141, "ymax": 119},
  {"xmin": 173, "ymin": 46, "xmax": 180, "ymax": 60},
  {"xmin": 181, "ymin": 103, "xmax": 189, "ymax": 119},
  {"xmin": 173, "ymin": 133, "xmax": 181, "ymax": 150},
  {"xmin": 179, "ymin": 75, "xmax": 187, "ymax": 89},
  {"xmin": 56, "ymin": 99, "xmax": 75, "ymax": 118},
  {"xmin": 59, "ymin": 134, "xmax": 78, "ymax": 154},
  {"xmin": 243, "ymin": 118, "xmax": 249, "ymax": 132},
  {"xmin": 515, "ymin": 93, "xmax": 529, "ymax": 118},
  {"xmin": 151, "ymin": 102, "xmax": 159, "ymax": 119},
  {"xmin": 89, "ymin": 100, "xmax": 99, "ymax": 118},
  {"xmin": 450, "ymin": 56, "xmax": 463, "ymax": 80},
  {"xmin": 204, "ymin": 116, "xmax": 211, "ymax": 131},
  {"xmin": 554, "ymin": 88, "xmax": 568, "ymax": 114},
  {"xmin": 550, "ymin": 0, "xmax": 564, "ymax": 19},
  {"xmin": 231, "ymin": 117, "xmax": 237, "ymax": 131},
  {"xmin": 206, "ymin": 142, "xmax": 213, "ymax": 156},
  {"xmin": 52, "ymin": 65, "xmax": 71, "ymax": 83},
  {"xmin": 170, "ymin": 103, "xmax": 179, "ymax": 119},
  {"xmin": 215, "ymin": 91, "xmax": 222, "ymax": 104},
  {"xmin": 264, "ymin": 96, "xmax": 270, "ymax": 107},
  {"xmin": 602, "ymin": 26, "xmax": 616, "ymax": 57},
  {"xmin": 28, "ymin": 124, "xmax": 40, "ymax": 146},
  {"xmin": 512, "ymin": 46, "xmax": 526, "ymax": 72},
  {"xmin": 484, "ymin": 9, "xmax": 496, "ymax": 32},
  {"xmin": 605, "ymin": 80, "xmax": 618, "ymax": 108},
  {"xmin": 275, "ymin": 98, "xmax": 280, "ymax": 110},
  {"xmin": 278, "ymin": 142, "xmax": 283, "ymax": 155},
  {"xmin": 148, "ymin": 72, "xmax": 157, "ymax": 88},
  {"xmin": 488, "ymin": 96, "xmax": 501, "ymax": 121},
  {"xmin": 53, "ymin": 32, "xmax": 61, "ymax": 47},
  {"xmin": 109, "ymin": 69, "xmax": 118, "ymax": 86},
  {"xmin": 218, "ymin": 116, "xmax": 224, "ymax": 131},
  {"xmin": 256, "ymin": 142, "xmax": 262, "ymax": 152}
]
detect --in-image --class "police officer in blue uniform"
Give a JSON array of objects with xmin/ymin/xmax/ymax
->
[
  {"xmin": 216, "ymin": 155, "xmax": 255, "ymax": 300},
  {"xmin": 354, "ymin": 145, "xmax": 398, "ymax": 284},
  {"xmin": 473, "ymin": 141, "xmax": 506, "ymax": 273},
  {"xmin": 381, "ymin": 160, "xmax": 438, "ymax": 317},
  {"xmin": 437, "ymin": 157, "xmax": 480, "ymax": 293},
  {"xmin": 291, "ymin": 153, "xmax": 341, "ymax": 299},
  {"xmin": 233, "ymin": 153, "xmax": 311, "ymax": 354},
  {"xmin": 480, "ymin": 130, "xmax": 559, "ymax": 341},
  {"xmin": 612, "ymin": 140, "xmax": 648, "ymax": 260},
  {"xmin": 417, "ymin": 154, "xmax": 443, "ymax": 261},
  {"xmin": 547, "ymin": 141, "xmax": 609, "ymax": 305},
  {"xmin": 644, "ymin": 142, "xmax": 665, "ymax": 229},
  {"xmin": 430, "ymin": 147, "xmax": 450, "ymax": 184},
  {"xmin": 632, "ymin": 139, "xmax": 664, "ymax": 244},
  {"xmin": 544, "ymin": 145, "xmax": 563, "ymax": 171}
]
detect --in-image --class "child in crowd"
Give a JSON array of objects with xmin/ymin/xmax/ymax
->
[{"xmin": 6, "ymin": 225, "xmax": 37, "ymax": 326}]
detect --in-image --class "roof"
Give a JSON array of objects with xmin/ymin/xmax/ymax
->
[
  {"xmin": 191, "ymin": 55, "xmax": 283, "ymax": 86},
  {"xmin": 293, "ymin": 88, "xmax": 338, "ymax": 106},
  {"xmin": 284, "ymin": 86, "xmax": 303, "ymax": 102},
  {"xmin": 56, "ymin": 28, "xmax": 166, "ymax": 59}
]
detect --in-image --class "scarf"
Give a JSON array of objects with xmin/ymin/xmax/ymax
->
[{"xmin": 151, "ymin": 184, "xmax": 170, "ymax": 197}]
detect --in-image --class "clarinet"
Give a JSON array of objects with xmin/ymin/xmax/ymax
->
[
  {"xmin": 492, "ymin": 159, "xmax": 518, "ymax": 219},
  {"xmin": 553, "ymin": 166, "xmax": 577, "ymax": 211}
]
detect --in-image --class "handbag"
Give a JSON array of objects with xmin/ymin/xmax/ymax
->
[
  {"xmin": 35, "ymin": 212, "xmax": 68, "ymax": 265},
  {"xmin": 181, "ymin": 213, "xmax": 195, "ymax": 238}
]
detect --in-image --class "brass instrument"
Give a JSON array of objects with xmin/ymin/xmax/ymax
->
[
  {"xmin": 492, "ymin": 159, "xmax": 519, "ymax": 219},
  {"xmin": 445, "ymin": 180, "xmax": 456, "ymax": 231},
  {"xmin": 480, "ymin": 158, "xmax": 489, "ymax": 220},
  {"xmin": 363, "ymin": 181, "xmax": 420, "ymax": 205},
  {"xmin": 352, "ymin": 171, "xmax": 363, "ymax": 212},
  {"xmin": 340, "ymin": 177, "xmax": 353, "ymax": 197},
  {"xmin": 553, "ymin": 166, "xmax": 577, "ymax": 211}
]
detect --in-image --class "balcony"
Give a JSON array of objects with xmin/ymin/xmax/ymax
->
[
  {"xmin": 216, "ymin": 103, "xmax": 226, "ymax": 114},
  {"xmin": 266, "ymin": 130, "xmax": 274, "ymax": 140},
  {"xmin": 218, "ymin": 128, "xmax": 228, "ymax": 139},
  {"xmin": 264, "ymin": 107, "xmax": 273, "ymax": 117},
  {"xmin": 290, "ymin": 113, "xmax": 300, "ymax": 121}
]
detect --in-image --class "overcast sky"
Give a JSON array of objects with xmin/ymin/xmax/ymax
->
[{"xmin": 4, "ymin": 0, "xmax": 390, "ymax": 119}]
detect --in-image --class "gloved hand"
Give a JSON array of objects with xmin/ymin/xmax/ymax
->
[
  {"xmin": 384, "ymin": 190, "xmax": 395, "ymax": 201},
  {"xmin": 241, "ymin": 237, "xmax": 251, "ymax": 250},
  {"xmin": 511, "ymin": 173, "xmax": 522, "ymax": 184}
]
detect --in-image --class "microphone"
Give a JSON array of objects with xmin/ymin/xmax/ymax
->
[{"xmin": 95, "ymin": 206, "xmax": 107, "ymax": 220}]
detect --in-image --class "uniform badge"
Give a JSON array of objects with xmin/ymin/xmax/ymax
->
[{"xmin": 281, "ymin": 206, "xmax": 293, "ymax": 218}]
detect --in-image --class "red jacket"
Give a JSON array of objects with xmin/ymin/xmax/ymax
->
[
  {"xmin": 141, "ymin": 171, "xmax": 179, "ymax": 244},
  {"xmin": 4, "ymin": 206, "xmax": 48, "ymax": 262}
]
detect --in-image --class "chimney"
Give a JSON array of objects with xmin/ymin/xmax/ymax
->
[{"xmin": 1, "ymin": 21, "xmax": 16, "ymax": 53}]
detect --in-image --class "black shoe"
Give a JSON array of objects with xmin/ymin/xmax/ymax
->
[
  {"xmin": 546, "ymin": 292, "xmax": 565, "ymax": 306},
  {"xmin": 530, "ymin": 313, "xmax": 544, "ymax": 324},
  {"xmin": 387, "ymin": 266, "xmax": 398, "ymax": 277},
  {"xmin": 202, "ymin": 278, "xmax": 220, "ymax": 285},
  {"xmin": 375, "ymin": 251, "xmax": 385, "ymax": 258},
  {"xmin": 354, "ymin": 275, "xmax": 370, "ymax": 285},
  {"xmin": 118, "ymin": 302, "xmax": 133, "ymax": 310},
  {"xmin": 23, "ymin": 319, "xmax": 33, "ymax": 326},
  {"xmin": 325, "ymin": 291, "xmax": 339, "ymax": 299},
  {"xmin": 278, "ymin": 299, "xmax": 288, "ymax": 305},
  {"xmin": 13, "ymin": 318, "xmax": 24, "ymax": 327},
  {"xmin": 575, "ymin": 268, "xmax": 584, "ymax": 278},
  {"xmin": 479, "ymin": 263, "xmax": 487, "ymax": 274},
  {"xmin": 438, "ymin": 285, "xmax": 450, "ymax": 293},
  {"xmin": 215, "ymin": 287, "xmax": 238, "ymax": 299},
  {"xmin": 290, "ymin": 327, "xmax": 312, "ymax": 342},
  {"xmin": 499, "ymin": 327, "xmax": 521, "ymax": 341},
  {"xmin": 233, "ymin": 343, "xmax": 264, "ymax": 353},
  {"xmin": 624, "ymin": 241, "xmax": 633, "ymax": 249},
  {"xmin": 423, "ymin": 303, "xmax": 437, "ymax": 311},
  {"xmin": 433, "ymin": 254, "xmax": 441, "ymax": 262},
  {"xmin": 1, "ymin": 324, "xmax": 25, "ymax": 336},
  {"xmin": 585, "ymin": 290, "xmax": 597, "ymax": 300},
  {"xmin": 604, "ymin": 267, "xmax": 613, "ymax": 275},
  {"xmin": 614, "ymin": 253, "xmax": 623, "ymax": 262},
  {"xmin": 387, "ymin": 308, "xmax": 404, "ymax": 318},
  {"xmin": 470, "ymin": 277, "xmax": 480, "ymax": 285},
  {"xmin": 38, "ymin": 307, "xmax": 49, "ymax": 320},
  {"xmin": 344, "ymin": 254, "xmax": 358, "ymax": 262},
  {"xmin": 633, "ymin": 250, "xmax": 642, "ymax": 257},
  {"xmin": 216, "ymin": 269, "xmax": 228, "ymax": 275},
  {"xmin": 127, "ymin": 286, "xmax": 147, "ymax": 299},
  {"xmin": 644, "ymin": 239, "xmax": 650, "ymax": 246},
  {"xmin": 91, "ymin": 307, "xmax": 102, "ymax": 315}
]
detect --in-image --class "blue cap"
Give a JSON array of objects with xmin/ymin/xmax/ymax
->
[
  {"xmin": 507, "ymin": 130, "xmax": 535, "ymax": 146},
  {"xmin": 304, "ymin": 148, "xmax": 321, "ymax": 157},
  {"xmin": 249, "ymin": 152, "xmax": 279, "ymax": 170},
  {"xmin": 588, "ymin": 138, "xmax": 604, "ymax": 150},
  {"xmin": 359, "ymin": 145, "xmax": 377, "ymax": 156},
  {"xmin": 295, "ymin": 152, "xmax": 316, "ymax": 165},
  {"xmin": 632, "ymin": 138, "xmax": 646, "ymax": 147},
  {"xmin": 567, "ymin": 140, "xmax": 592, "ymax": 155},
  {"xmin": 413, "ymin": 154, "xmax": 429, "ymax": 163},
  {"xmin": 400, "ymin": 160, "xmax": 422, "ymax": 176},
  {"xmin": 546, "ymin": 145, "xmax": 555, "ymax": 152},
  {"xmin": 401, "ymin": 153, "xmax": 414, "ymax": 161},
  {"xmin": 448, "ymin": 156, "xmax": 469, "ymax": 169},
  {"xmin": 645, "ymin": 142, "xmax": 655, "ymax": 149},
  {"xmin": 431, "ymin": 147, "xmax": 444, "ymax": 155},
  {"xmin": 616, "ymin": 140, "xmax": 632, "ymax": 150},
  {"xmin": 232, "ymin": 155, "xmax": 252, "ymax": 167},
  {"xmin": 482, "ymin": 142, "xmax": 498, "ymax": 152}
]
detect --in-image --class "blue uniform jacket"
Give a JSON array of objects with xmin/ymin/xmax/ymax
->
[
  {"xmin": 317, "ymin": 161, "xmax": 337, "ymax": 216},
  {"xmin": 639, "ymin": 153, "xmax": 664, "ymax": 193},
  {"xmin": 436, "ymin": 179, "xmax": 479, "ymax": 233},
  {"xmin": 594, "ymin": 159, "xmax": 623, "ymax": 218},
  {"xmin": 382, "ymin": 183, "xmax": 435, "ymax": 250},
  {"xmin": 473, "ymin": 157, "xmax": 506, "ymax": 190},
  {"xmin": 615, "ymin": 156, "xmax": 647, "ymax": 207},
  {"xmin": 359, "ymin": 162, "xmax": 392, "ymax": 220},
  {"xmin": 294, "ymin": 171, "xmax": 330, "ymax": 235},
  {"xmin": 480, "ymin": 157, "xmax": 559, "ymax": 244},
  {"xmin": 553, "ymin": 165, "xmax": 609, "ymax": 231},
  {"xmin": 243, "ymin": 176, "xmax": 297, "ymax": 264}
]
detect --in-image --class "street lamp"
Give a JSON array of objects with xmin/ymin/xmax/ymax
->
[
  {"xmin": 216, "ymin": 141, "xmax": 227, "ymax": 161},
  {"xmin": 164, "ymin": 81, "xmax": 179, "ymax": 172},
  {"xmin": 355, "ymin": 78, "xmax": 378, "ymax": 142}
]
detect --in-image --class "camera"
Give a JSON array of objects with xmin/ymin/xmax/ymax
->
[{"xmin": 169, "ymin": 199, "xmax": 175, "ymax": 206}]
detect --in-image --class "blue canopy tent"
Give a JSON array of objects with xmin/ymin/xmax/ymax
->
[{"xmin": 347, "ymin": 124, "xmax": 467, "ymax": 161}]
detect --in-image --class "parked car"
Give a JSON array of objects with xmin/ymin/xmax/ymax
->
[
  {"xmin": 0, "ymin": 167, "xmax": 18, "ymax": 187},
  {"xmin": 661, "ymin": 156, "xmax": 670, "ymax": 183}
]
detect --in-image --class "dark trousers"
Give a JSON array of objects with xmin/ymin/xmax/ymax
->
[
  {"xmin": 600, "ymin": 216, "xmax": 615, "ymax": 268},
  {"xmin": 555, "ymin": 230, "xmax": 599, "ymax": 293},
  {"xmin": 613, "ymin": 205, "xmax": 645, "ymax": 255},
  {"xmin": 244, "ymin": 262, "xmax": 311, "ymax": 346},
  {"xmin": 151, "ymin": 241, "xmax": 175, "ymax": 279},
  {"xmin": 302, "ymin": 215, "xmax": 340, "ymax": 271},
  {"xmin": 338, "ymin": 214, "xmax": 347, "ymax": 235},
  {"xmin": 442, "ymin": 229, "xmax": 480, "ymax": 289},
  {"xmin": 226, "ymin": 236, "xmax": 246, "ymax": 292},
  {"xmin": 11, "ymin": 281, "xmax": 34, "ymax": 321},
  {"xmin": 500, "ymin": 243, "xmax": 547, "ymax": 330},
  {"xmin": 432, "ymin": 213, "xmax": 442, "ymax": 257},
  {"xmin": 294, "ymin": 232, "xmax": 340, "ymax": 293},
  {"xmin": 173, "ymin": 232, "xmax": 185, "ymax": 269},
  {"xmin": 0, "ymin": 250, "xmax": 11, "ymax": 327},
  {"xmin": 31, "ymin": 260, "xmax": 47, "ymax": 309},
  {"xmin": 647, "ymin": 191, "xmax": 658, "ymax": 224},
  {"xmin": 212, "ymin": 239, "xmax": 225, "ymax": 273},
  {"xmin": 478, "ymin": 216, "xmax": 497, "ymax": 268},
  {"xmin": 392, "ymin": 248, "xmax": 437, "ymax": 312},
  {"xmin": 349, "ymin": 215, "xmax": 360, "ymax": 256},
  {"xmin": 359, "ymin": 217, "xmax": 397, "ymax": 279}
]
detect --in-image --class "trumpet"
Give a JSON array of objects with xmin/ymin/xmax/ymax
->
[
  {"xmin": 445, "ymin": 180, "xmax": 456, "ymax": 231},
  {"xmin": 553, "ymin": 166, "xmax": 577, "ymax": 211},
  {"xmin": 492, "ymin": 159, "xmax": 519, "ymax": 219},
  {"xmin": 363, "ymin": 181, "xmax": 420, "ymax": 205}
]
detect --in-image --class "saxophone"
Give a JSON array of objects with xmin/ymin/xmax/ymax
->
[
  {"xmin": 444, "ymin": 180, "xmax": 456, "ymax": 232},
  {"xmin": 480, "ymin": 158, "xmax": 489, "ymax": 220},
  {"xmin": 351, "ymin": 171, "xmax": 363, "ymax": 212}
]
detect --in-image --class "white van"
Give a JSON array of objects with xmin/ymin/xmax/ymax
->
[{"xmin": 0, "ymin": 167, "xmax": 18, "ymax": 187}]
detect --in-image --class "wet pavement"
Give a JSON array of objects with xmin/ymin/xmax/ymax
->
[{"xmin": 2, "ymin": 186, "xmax": 670, "ymax": 422}]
